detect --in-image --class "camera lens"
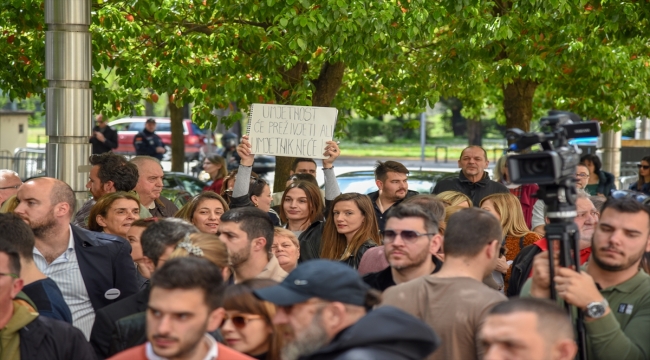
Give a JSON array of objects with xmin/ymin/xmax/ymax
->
[{"xmin": 524, "ymin": 159, "xmax": 550, "ymax": 176}]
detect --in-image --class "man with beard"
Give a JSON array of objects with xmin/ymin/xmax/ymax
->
[
  {"xmin": 254, "ymin": 259, "xmax": 440, "ymax": 360},
  {"xmin": 381, "ymin": 208, "xmax": 507, "ymax": 360},
  {"xmin": 523, "ymin": 195, "xmax": 650, "ymax": 359},
  {"xmin": 218, "ymin": 207, "xmax": 287, "ymax": 284},
  {"xmin": 73, "ymin": 152, "xmax": 140, "ymax": 228},
  {"xmin": 432, "ymin": 146, "xmax": 508, "ymax": 206},
  {"xmin": 109, "ymin": 257, "xmax": 253, "ymax": 360},
  {"xmin": 13, "ymin": 177, "xmax": 138, "ymax": 339},
  {"xmin": 130, "ymin": 156, "xmax": 178, "ymax": 218},
  {"xmin": 368, "ymin": 161, "xmax": 419, "ymax": 232},
  {"xmin": 363, "ymin": 202, "xmax": 443, "ymax": 291}
]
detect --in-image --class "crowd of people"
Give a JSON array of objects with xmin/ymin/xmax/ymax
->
[{"xmin": 1, "ymin": 138, "xmax": 650, "ymax": 360}]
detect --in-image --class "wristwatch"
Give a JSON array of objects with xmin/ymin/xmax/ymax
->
[{"xmin": 586, "ymin": 298, "xmax": 609, "ymax": 319}]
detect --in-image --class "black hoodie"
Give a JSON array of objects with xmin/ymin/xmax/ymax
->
[{"xmin": 299, "ymin": 306, "xmax": 440, "ymax": 360}]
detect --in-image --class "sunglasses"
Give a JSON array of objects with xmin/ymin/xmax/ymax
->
[
  {"xmin": 220, "ymin": 313, "xmax": 263, "ymax": 330},
  {"xmin": 382, "ymin": 230, "xmax": 436, "ymax": 243},
  {"xmin": 637, "ymin": 164, "xmax": 650, "ymax": 170},
  {"xmin": 610, "ymin": 190, "xmax": 650, "ymax": 205}
]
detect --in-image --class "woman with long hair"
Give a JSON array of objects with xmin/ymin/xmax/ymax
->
[
  {"xmin": 480, "ymin": 193, "xmax": 542, "ymax": 292},
  {"xmin": 169, "ymin": 232, "xmax": 231, "ymax": 281},
  {"xmin": 88, "ymin": 192, "xmax": 140, "ymax": 238},
  {"xmin": 220, "ymin": 279, "xmax": 283, "ymax": 360},
  {"xmin": 175, "ymin": 191, "xmax": 229, "ymax": 234},
  {"xmin": 202, "ymin": 154, "xmax": 228, "ymax": 194},
  {"xmin": 435, "ymin": 191, "xmax": 472, "ymax": 208},
  {"xmin": 629, "ymin": 156, "xmax": 650, "ymax": 195},
  {"xmin": 320, "ymin": 193, "xmax": 380, "ymax": 269},
  {"xmin": 493, "ymin": 154, "xmax": 540, "ymax": 228},
  {"xmin": 236, "ymin": 135, "xmax": 341, "ymax": 261}
]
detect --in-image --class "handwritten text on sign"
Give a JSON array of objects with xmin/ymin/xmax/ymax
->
[{"xmin": 248, "ymin": 104, "xmax": 338, "ymax": 159}]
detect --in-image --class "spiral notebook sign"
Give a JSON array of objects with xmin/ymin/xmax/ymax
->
[{"xmin": 247, "ymin": 103, "xmax": 339, "ymax": 159}]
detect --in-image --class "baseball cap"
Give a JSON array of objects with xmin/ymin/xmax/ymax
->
[{"xmin": 254, "ymin": 259, "xmax": 370, "ymax": 307}]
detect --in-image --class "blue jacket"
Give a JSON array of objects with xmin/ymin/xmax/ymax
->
[{"xmin": 629, "ymin": 181, "xmax": 650, "ymax": 196}]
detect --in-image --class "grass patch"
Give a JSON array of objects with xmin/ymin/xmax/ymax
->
[
  {"xmin": 28, "ymin": 127, "xmax": 47, "ymax": 145},
  {"xmin": 340, "ymin": 139, "xmax": 509, "ymax": 162}
]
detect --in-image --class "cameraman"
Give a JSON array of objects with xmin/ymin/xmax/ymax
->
[{"xmin": 522, "ymin": 195, "xmax": 650, "ymax": 359}]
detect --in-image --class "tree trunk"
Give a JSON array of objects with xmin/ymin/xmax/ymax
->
[
  {"xmin": 502, "ymin": 78, "xmax": 538, "ymax": 136},
  {"xmin": 450, "ymin": 104, "xmax": 467, "ymax": 137},
  {"xmin": 168, "ymin": 98, "xmax": 185, "ymax": 172},
  {"xmin": 466, "ymin": 116, "xmax": 482, "ymax": 146},
  {"xmin": 272, "ymin": 61, "xmax": 346, "ymax": 194}
]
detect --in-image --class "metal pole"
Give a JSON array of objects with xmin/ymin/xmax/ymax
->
[
  {"xmin": 45, "ymin": 0, "xmax": 92, "ymax": 211},
  {"xmin": 635, "ymin": 117, "xmax": 650, "ymax": 140},
  {"xmin": 601, "ymin": 129, "xmax": 622, "ymax": 179}
]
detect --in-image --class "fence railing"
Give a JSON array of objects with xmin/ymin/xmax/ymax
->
[{"xmin": 0, "ymin": 148, "xmax": 47, "ymax": 180}]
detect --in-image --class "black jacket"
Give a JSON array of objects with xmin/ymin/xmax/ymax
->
[
  {"xmin": 367, "ymin": 190, "xmax": 419, "ymax": 232},
  {"xmin": 71, "ymin": 225, "xmax": 139, "ymax": 312},
  {"xmin": 90, "ymin": 125, "xmax": 119, "ymax": 154},
  {"xmin": 19, "ymin": 315, "xmax": 96, "ymax": 360},
  {"xmin": 593, "ymin": 170, "xmax": 616, "ymax": 196},
  {"xmin": 299, "ymin": 306, "xmax": 440, "ymax": 360},
  {"xmin": 133, "ymin": 129, "xmax": 164, "ymax": 160},
  {"xmin": 298, "ymin": 220, "xmax": 326, "ymax": 262},
  {"xmin": 149, "ymin": 195, "xmax": 179, "ymax": 218},
  {"xmin": 506, "ymin": 243, "xmax": 543, "ymax": 297},
  {"xmin": 342, "ymin": 241, "xmax": 377, "ymax": 270},
  {"xmin": 90, "ymin": 286, "xmax": 150, "ymax": 359},
  {"xmin": 432, "ymin": 171, "xmax": 509, "ymax": 206},
  {"xmin": 363, "ymin": 256, "xmax": 443, "ymax": 292}
]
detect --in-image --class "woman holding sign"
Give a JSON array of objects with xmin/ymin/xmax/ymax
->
[{"xmin": 236, "ymin": 135, "xmax": 341, "ymax": 261}]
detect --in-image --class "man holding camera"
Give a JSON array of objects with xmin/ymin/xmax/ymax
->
[{"xmin": 522, "ymin": 196, "xmax": 650, "ymax": 359}]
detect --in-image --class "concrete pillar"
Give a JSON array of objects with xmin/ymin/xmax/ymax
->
[
  {"xmin": 635, "ymin": 117, "xmax": 650, "ymax": 140},
  {"xmin": 600, "ymin": 129, "xmax": 622, "ymax": 179},
  {"xmin": 45, "ymin": 0, "xmax": 92, "ymax": 209}
]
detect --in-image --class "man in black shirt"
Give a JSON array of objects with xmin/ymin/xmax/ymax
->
[
  {"xmin": 133, "ymin": 118, "xmax": 166, "ymax": 160},
  {"xmin": 363, "ymin": 202, "xmax": 443, "ymax": 291},
  {"xmin": 90, "ymin": 114, "xmax": 118, "ymax": 154},
  {"xmin": 367, "ymin": 161, "xmax": 419, "ymax": 232}
]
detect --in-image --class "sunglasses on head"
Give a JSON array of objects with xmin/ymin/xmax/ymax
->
[
  {"xmin": 382, "ymin": 229, "xmax": 435, "ymax": 243},
  {"xmin": 610, "ymin": 190, "xmax": 650, "ymax": 205},
  {"xmin": 220, "ymin": 313, "xmax": 263, "ymax": 329},
  {"xmin": 638, "ymin": 164, "xmax": 650, "ymax": 170}
]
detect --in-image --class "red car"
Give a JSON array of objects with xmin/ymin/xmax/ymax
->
[{"xmin": 108, "ymin": 117, "xmax": 206, "ymax": 161}]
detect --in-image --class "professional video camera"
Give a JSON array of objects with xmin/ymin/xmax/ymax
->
[{"xmin": 505, "ymin": 111, "xmax": 600, "ymax": 360}]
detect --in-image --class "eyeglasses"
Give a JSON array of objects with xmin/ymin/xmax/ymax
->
[
  {"xmin": 382, "ymin": 230, "xmax": 435, "ymax": 243},
  {"xmin": 220, "ymin": 313, "xmax": 263, "ymax": 329},
  {"xmin": 575, "ymin": 173, "xmax": 589, "ymax": 179},
  {"xmin": 637, "ymin": 164, "xmax": 650, "ymax": 170},
  {"xmin": 610, "ymin": 190, "xmax": 650, "ymax": 204},
  {"xmin": 0, "ymin": 185, "xmax": 20, "ymax": 190},
  {"xmin": 0, "ymin": 272, "xmax": 18, "ymax": 279}
]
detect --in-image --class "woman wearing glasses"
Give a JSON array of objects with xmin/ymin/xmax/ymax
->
[
  {"xmin": 175, "ymin": 191, "xmax": 229, "ymax": 234},
  {"xmin": 320, "ymin": 193, "xmax": 380, "ymax": 269},
  {"xmin": 630, "ymin": 156, "xmax": 650, "ymax": 195},
  {"xmin": 220, "ymin": 279, "xmax": 283, "ymax": 360},
  {"xmin": 580, "ymin": 154, "xmax": 616, "ymax": 196},
  {"xmin": 202, "ymin": 154, "xmax": 228, "ymax": 194}
]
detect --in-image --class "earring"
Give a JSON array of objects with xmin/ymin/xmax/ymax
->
[{"xmin": 254, "ymin": 202, "xmax": 258, "ymax": 207}]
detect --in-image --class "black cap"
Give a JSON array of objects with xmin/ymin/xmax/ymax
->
[
  {"xmin": 254, "ymin": 259, "xmax": 370, "ymax": 306},
  {"xmin": 146, "ymin": 118, "xmax": 156, "ymax": 123}
]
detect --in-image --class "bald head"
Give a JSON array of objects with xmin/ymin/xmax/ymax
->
[
  {"xmin": 22, "ymin": 177, "xmax": 75, "ymax": 216},
  {"xmin": 0, "ymin": 170, "xmax": 22, "ymax": 205},
  {"xmin": 14, "ymin": 177, "xmax": 76, "ymax": 239}
]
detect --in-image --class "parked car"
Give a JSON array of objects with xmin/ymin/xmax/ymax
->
[
  {"xmin": 108, "ymin": 117, "xmax": 207, "ymax": 161},
  {"xmin": 325, "ymin": 170, "xmax": 457, "ymax": 195},
  {"xmin": 163, "ymin": 172, "xmax": 206, "ymax": 197},
  {"xmin": 160, "ymin": 189, "xmax": 193, "ymax": 209}
]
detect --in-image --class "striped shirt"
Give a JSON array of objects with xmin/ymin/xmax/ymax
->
[{"xmin": 33, "ymin": 226, "xmax": 95, "ymax": 339}]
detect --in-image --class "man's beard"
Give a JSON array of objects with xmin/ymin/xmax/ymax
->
[
  {"xmin": 151, "ymin": 318, "xmax": 208, "ymax": 359},
  {"xmin": 228, "ymin": 242, "xmax": 251, "ymax": 268},
  {"xmin": 390, "ymin": 246, "xmax": 430, "ymax": 271},
  {"xmin": 386, "ymin": 189, "xmax": 407, "ymax": 203},
  {"xmin": 592, "ymin": 243, "xmax": 645, "ymax": 272},
  {"xmin": 282, "ymin": 312, "xmax": 330, "ymax": 360},
  {"xmin": 30, "ymin": 212, "xmax": 58, "ymax": 238}
]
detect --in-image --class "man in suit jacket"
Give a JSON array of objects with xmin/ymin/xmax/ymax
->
[{"xmin": 14, "ymin": 177, "xmax": 138, "ymax": 339}]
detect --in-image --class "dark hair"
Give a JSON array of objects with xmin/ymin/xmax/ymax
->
[
  {"xmin": 291, "ymin": 158, "xmax": 317, "ymax": 172},
  {"xmin": 286, "ymin": 173, "xmax": 318, "ymax": 187},
  {"xmin": 374, "ymin": 161, "xmax": 409, "ymax": 182},
  {"xmin": 89, "ymin": 153, "xmax": 139, "ymax": 192},
  {"xmin": 488, "ymin": 298, "xmax": 574, "ymax": 341},
  {"xmin": 600, "ymin": 196, "xmax": 650, "ymax": 227},
  {"xmin": 221, "ymin": 169, "xmax": 260, "ymax": 204},
  {"xmin": 248, "ymin": 177, "xmax": 269, "ymax": 199},
  {"xmin": 321, "ymin": 193, "xmax": 381, "ymax": 261},
  {"xmin": 176, "ymin": 191, "xmax": 229, "ymax": 224},
  {"xmin": 220, "ymin": 207, "xmax": 274, "ymax": 253},
  {"xmin": 402, "ymin": 194, "xmax": 446, "ymax": 223},
  {"xmin": 580, "ymin": 154, "xmax": 602, "ymax": 175},
  {"xmin": 444, "ymin": 208, "xmax": 502, "ymax": 257},
  {"xmin": 385, "ymin": 201, "xmax": 440, "ymax": 234},
  {"xmin": 279, "ymin": 181, "xmax": 324, "ymax": 226},
  {"xmin": 0, "ymin": 213, "xmax": 35, "ymax": 261},
  {"xmin": 150, "ymin": 257, "xmax": 225, "ymax": 310},
  {"xmin": 459, "ymin": 145, "xmax": 487, "ymax": 161},
  {"xmin": 88, "ymin": 192, "xmax": 141, "ymax": 232},
  {"xmin": 222, "ymin": 279, "xmax": 283, "ymax": 359},
  {"xmin": 205, "ymin": 154, "xmax": 228, "ymax": 181},
  {"xmin": 141, "ymin": 218, "xmax": 199, "ymax": 266},
  {"xmin": 634, "ymin": 156, "xmax": 650, "ymax": 191},
  {"xmin": 0, "ymin": 239, "xmax": 21, "ymax": 276}
]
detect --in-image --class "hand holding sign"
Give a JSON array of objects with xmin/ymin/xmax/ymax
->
[
  {"xmin": 322, "ymin": 140, "xmax": 340, "ymax": 168},
  {"xmin": 238, "ymin": 135, "xmax": 255, "ymax": 167}
]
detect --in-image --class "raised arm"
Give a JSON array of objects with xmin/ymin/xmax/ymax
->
[{"xmin": 230, "ymin": 135, "xmax": 255, "ymax": 208}]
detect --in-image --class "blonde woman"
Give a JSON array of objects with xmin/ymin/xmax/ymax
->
[
  {"xmin": 480, "ymin": 193, "xmax": 542, "ymax": 292},
  {"xmin": 435, "ymin": 191, "xmax": 472, "ymax": 208},
  {"xmin": 169, "ymin": 232, "xmax": 231, "ymax": 281}
]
